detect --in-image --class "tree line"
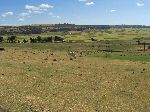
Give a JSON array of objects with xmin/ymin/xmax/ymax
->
[{"xmin": 0, "ymin": 36, "xmax": 64, "ymax": 43}]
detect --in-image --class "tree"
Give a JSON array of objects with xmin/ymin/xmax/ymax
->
[
  {"xmin": 36, "ymin": 36, "xmax": 42, "ymax": 43},
  {"xmin": 23, "ymin": 39, "xmax": 28, "ymax": 43},
  {"xmin": 7, "ymin": 36, "xmax": 16, "ymax": 43},
  {"xmin": 0, "ymin": 36, "xmax": 4, "ymax": 42},
  {"xmin": 43, "ymin": 37, "xmax": 53, "ymax": 43},
  {"xmin": 30, "ymin": 38, "xmax": 37, "ymax": 43},
  {"xmin": 54, "ymin": 36, "xmax": 64, "ymax": 42},
  {"xmin": 18, "ymin": 40, "xmax": 20, "ymax": 43},
  {"xmin": 91, "ymin": 38, "xmax": 97, "ymax": 41}
]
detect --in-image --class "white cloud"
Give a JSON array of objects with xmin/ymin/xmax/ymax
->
[
  {"xmin": 137, "ymin": 2, "xmax": 144, "ymax": 7},
  {"xmin": 25, "ymin": 3, "xmax": 53, "ymax": 13},
  {"xmin": 25, "ymin": 5, "xmax": 39, "ymax": 11},
  {"xmin": 48, "ymin": 12, "xmax": 60, "ymax": 19},
  {"xmin": 29, "ymin": 10, "xmax": 42, "ymax": 14},
  {"xmin": 19, "ymin": 12, "xmax": 29, "ymax": 17},
  {"xmin": 18, "ymin": 18, "xmax": 24, "ymax": 22},
  {"xmin": 18, "ymin": 12, "xmax": 30, "ymax": 22},
  {"xmin": 110, "ymin": 10, "xmax": 117, "ymax": 13},
  {"xmin": 85, "ymin": 2, "xmax": 95, "ymax": 6},
  {"xmin": 52, "ymin": 15, "xmax": 60, "ymax": 19},
  {"xmin": 79, "ymin": 0, "xmax": 95, "ymax": 6},
  {"xmin": 39, "ymin": 4, "xmax": 53, "ymax": 9},
  {"xmin": 56, "ymin": 16, "xmax": 60, "ymax": 19},
  {"xmin": 2, "ymin": 12, "xmax": 14, "ymax": 17}
]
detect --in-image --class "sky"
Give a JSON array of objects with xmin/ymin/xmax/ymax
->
[{"xmin": 0, "ymin": 0, "xmax": 150, "ymax": 25}]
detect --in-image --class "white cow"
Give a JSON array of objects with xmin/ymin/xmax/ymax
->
[{"xmin": 68, "ymin": 51, "xmax": 76, "ymax": 59}]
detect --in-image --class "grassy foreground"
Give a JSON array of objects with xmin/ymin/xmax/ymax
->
[{"xmin": 0, "ymin": 43, "xmax": 150, "ymax": 111}]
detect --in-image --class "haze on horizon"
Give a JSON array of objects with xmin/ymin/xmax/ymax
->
[{"xmin": 0, "ymin": 0, "xmax": 149, "ymax": 26}]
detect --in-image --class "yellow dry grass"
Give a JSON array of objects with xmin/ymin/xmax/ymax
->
[{"xmin": 0, "ymin": 47, "xmax": 150, "ymax": 111}]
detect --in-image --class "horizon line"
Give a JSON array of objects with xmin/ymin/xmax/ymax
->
[{"xmin": 0, "ymin": 23, "xmax": 148, "ymax": 27}]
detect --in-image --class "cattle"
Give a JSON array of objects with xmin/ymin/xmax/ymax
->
[
  {"xmin": 53, "ymin": 59, "xmax": 57, "ymax": 61},
  {"xmin": 0, "ymin": 48, "xmax": 5, "ymax": 51},
  {"xmin": 68, "ymin": 51, "xmax": 76, "ymax": 59}
]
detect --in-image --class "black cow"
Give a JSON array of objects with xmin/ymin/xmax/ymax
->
[{"xmin": 0, "ymin": 48, "xmax": 5, "ymax": 51}]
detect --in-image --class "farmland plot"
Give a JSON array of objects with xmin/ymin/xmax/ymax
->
[{"xmin": 0, "ymin": 43, "xmax": 149, "ymax": 112}]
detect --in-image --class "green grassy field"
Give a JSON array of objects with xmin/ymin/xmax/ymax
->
[
  {"xmin": 2, "ymin": 28, "xmax": 150, "ymax": 43},
  {"xmin": 0, "ymin": 28, "xmax": 150, "ymax": 111}
]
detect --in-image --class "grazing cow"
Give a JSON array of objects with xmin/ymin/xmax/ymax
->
[
  {"xmin": 68, "ymin": 51, "xmax": 76, "ymax": 59},
  {"xmin": 0, "ymin": 48, "xmax": 5, "ymax": 51}
]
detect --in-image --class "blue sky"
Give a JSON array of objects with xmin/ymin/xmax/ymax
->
[{"xmin": 0, "ymin": 0, "xmax": 149, "ymax": 25}]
